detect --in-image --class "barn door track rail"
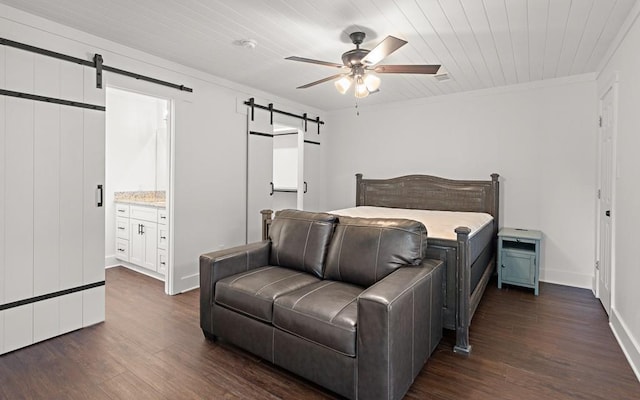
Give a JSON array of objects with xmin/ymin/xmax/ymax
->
[
  {"xmin": 245, "ymin": 97, "xmax": 324, "ymax": 134},
  {"xmin": 0, "ymin": 37, "xmax": 193, "ymax": 93}
]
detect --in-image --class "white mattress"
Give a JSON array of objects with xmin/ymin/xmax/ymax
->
[{"xmin": 330, "ymin": 206, "xmax": 493, "ymax": 241}]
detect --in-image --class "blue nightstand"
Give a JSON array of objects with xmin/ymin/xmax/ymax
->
[{"xmin": 497, "ymin": 228, "xmax": 542, "ymax": 295}]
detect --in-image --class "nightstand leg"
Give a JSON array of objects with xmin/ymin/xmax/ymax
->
[{"xmin": 535, "ymin": 282, "xmax": 539, "ymax": 296}]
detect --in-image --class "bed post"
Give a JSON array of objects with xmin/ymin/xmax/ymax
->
[
  {"xmin": 260, "ymin": 209, "xmax": 273, "ymax": 241},
  {"xmin": 490, "ymin": 173, "xmax": 500, "ymax": 234},
  {"xmin": 454, "ymin": 226, "xmax": 472, "ymax": 355},
  {"xmin": 355, "ymin": 173, "xmax": 363, "ymax": 206}
]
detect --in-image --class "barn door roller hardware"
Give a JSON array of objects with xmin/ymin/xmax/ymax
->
[
  {"xmin": 244, "ymin": 97, "xmax": 324, "ymax": 134},
  {"xmin": 0, "ymin": 37, "xmax": 193, "ymax": 93}
]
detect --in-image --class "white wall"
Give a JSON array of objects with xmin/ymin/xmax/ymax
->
[
  {"xmin": 106, "ymin": 88, "xmax": 167, "ymax": 192},
  {"xmin": 324, "ymin": 76, "xmax": 598, "ymax": 289},
  {"xmin": 0, "ymin": 4, "xmax": 324, "ymax": 294},
  {"xmin": 598, "ymin": 2, "xmax": 640, "ymax": 380}
]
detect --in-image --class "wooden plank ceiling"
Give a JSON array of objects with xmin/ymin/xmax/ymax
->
[{"xmin": 0, "ymin": 0, "xmax": 635, "ymax": 110}]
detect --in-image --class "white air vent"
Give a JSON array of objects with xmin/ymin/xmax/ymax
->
[{"xmin": 434, "ymin": 73, "xmax": 451, "ymax": 82}]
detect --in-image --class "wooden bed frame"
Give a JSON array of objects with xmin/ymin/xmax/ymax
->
[{"xmin": 261, "ymin": 173, "xmax": 500, "ymax": 355}]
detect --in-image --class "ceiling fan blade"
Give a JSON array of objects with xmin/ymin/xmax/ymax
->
[
  {"xmin": 285, "ymin": 56, "xmax": 346, "ymax": 69},
  {"xmin": 361, "ymin": 36, "xmax": 407, "ymax": 66},
  {"xmin": 297, "ymin": 73, "xmax": 346, "ymax": 89},
  {"xmin": 373, "ymin": 64, "xmax": 441, "ymax": 74}
]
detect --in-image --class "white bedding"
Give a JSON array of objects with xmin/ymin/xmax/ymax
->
[{"xmin": 330, "ymin": 206, "xmax": 493, "ymax": 241}]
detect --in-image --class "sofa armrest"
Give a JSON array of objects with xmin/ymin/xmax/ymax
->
[
  {"xmin": 199, "ymin": 241, "xmax": 271, "ymax": 335},
  {"xmin": 357, "ymin": 259, "xmax": 443, "ymax": 400}
]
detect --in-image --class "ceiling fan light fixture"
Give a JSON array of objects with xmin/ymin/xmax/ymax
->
[
  {"xmin": 354, "ymin": 76, "xmax": 370, "ymax": 98},
  {"xmin": 364, "ymin": 73, "xmax": 381, "ymax": 92},
  {"xmin": 334, "ymin": 75, "xmax": 353, "ymax": 94}
]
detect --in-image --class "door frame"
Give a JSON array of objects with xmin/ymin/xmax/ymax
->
[
  {"xmin": 594, "ymin": 72, "xmax": 618, "ymax": 314},
  {"xmin": 104, "ymin": 83, "xmax": 175, "ymax": 295}
]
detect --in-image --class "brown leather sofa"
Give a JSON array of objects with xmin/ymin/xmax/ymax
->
[{"xmin": 200, "ymin": 209, "xmax": 444, "ymax": 400}]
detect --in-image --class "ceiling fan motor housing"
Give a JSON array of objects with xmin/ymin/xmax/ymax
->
[
  {"xmin": 342, "ymin": 31, "xmax": 369, "ymax": 68},
  {"xmin": 341, "ymin": 49, "xmax": 370, "ymax": 68}
]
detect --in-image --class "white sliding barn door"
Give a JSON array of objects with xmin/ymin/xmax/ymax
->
[
  {"xmin": 0, "ymin": 46, "xmax": 105, "ymax": 355},
  {"xmin": 246, "ymin": 109, "xmax": 274, "ymax": 243},
  {"xmin": 302, "ymin": 129, "xmax": 321, "ymax": 212}
]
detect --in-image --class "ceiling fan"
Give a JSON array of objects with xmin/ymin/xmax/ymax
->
[{"xmin": 286, "ymin": 31, "xmax": 440, "ymax": 98}]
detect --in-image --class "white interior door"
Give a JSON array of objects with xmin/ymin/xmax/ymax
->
[
  {"xmin": 597, "ymin": 85, "xmax": 616, "ymax": 316},
  {"xmin": 247, "ymin": 109, "xmax": 274, "ymax": 243}
]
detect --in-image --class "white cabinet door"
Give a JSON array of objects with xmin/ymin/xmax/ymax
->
[
  {"xmin": 142, "ymin": 222, "xmax": 158, "ymax": 271},
  {"xmin": 247, "ymin": 110, "xmax": 274, "ymax": 243},
  {"xmin": 129, "ymin": 218, "xmax": 158, "ymax": 271},
  {"xmin": 129, "ymin": 219, "xmax": 145, "ymax": 267}
]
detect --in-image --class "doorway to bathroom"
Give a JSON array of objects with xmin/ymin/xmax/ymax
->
[{"xmin": 105, "ymin": 87, "xmax": 173, "ymax": 293}]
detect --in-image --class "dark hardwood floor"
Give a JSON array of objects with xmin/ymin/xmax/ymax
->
[{"xmin": 1, "ymin": 266, "xmax": 638, "ymax": 399}]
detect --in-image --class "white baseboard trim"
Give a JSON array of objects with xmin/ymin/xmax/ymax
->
[
  {"xmin": 540, "ymin": 268, "xmax": 593, "ymax": 289},
  {"xmin": 105, "ymin": 259, "xmax": 165, "ymax": 282},
  {"xmin": 178, "ymin": 273, "xmax": 199, "ymax": 294},
  {"xmin": 104, "ymin": 255, "xmax": 119, "ymax": 268},
  {"xmin": 610, "ymin": 308, "xmax": 640, "ymax": 382}
]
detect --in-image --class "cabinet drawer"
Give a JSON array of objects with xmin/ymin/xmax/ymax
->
[
  {"xmin": 157, "ymin": 249, "xmax": 168, "ymax": 275},
  {"xmin": 158, "ymin": 225, "xmax": 168, "ymax": 250},
  {"xmin": 158, "ymin": 209, "xmax": 168, "ymax": 225},
  {"xmin": 115, "ymin": 239, "xmax": 129, "ymax": 261},
  {"xmin": 501, "ymin": 250, "xmax": 535, "ymax": 285},
  {"xmin": 116, "ymin": 217, "xmax": 129, "ymax": 239},
  {"xmin": 130, "ymin": 205, "xmax": 158, "ymax": 223},
  {"xmin": 115, "ymin": 203, "xmax": 130, "ymax": 218}
]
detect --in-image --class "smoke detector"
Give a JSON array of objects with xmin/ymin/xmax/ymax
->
[{"xmin": 234, "ymin": 39, "xmax": 257, "ymax": 50}]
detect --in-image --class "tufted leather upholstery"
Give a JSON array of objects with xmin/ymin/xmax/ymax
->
[
  {"xmin": 324, "ymin": 216, "xmax": 428, "ymax": 287},
  {"xmin": 269, "ymin": 209, "xmax": 337, "ymax": 278}
]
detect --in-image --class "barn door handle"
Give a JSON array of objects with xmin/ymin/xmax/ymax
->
[
  {"xmin": 303, "ymin": 181, "xmax": 308, "ymax": 193},
  {"xmin": 96, "ymin": 184, "xmax": 103, "ymax": 207},
  {"xmin": 605, "ymin": 210, "xmax": 611, "ymax": 217},
  {"xmin": 269, "ymin": 182, "xmax": 274, "ymax": 196}
]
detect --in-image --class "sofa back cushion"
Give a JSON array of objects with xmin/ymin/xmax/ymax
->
[
  {"xmin": 324, "ymin": 217, "xmax": 427, "ymax": 287},
  {"xmin": 269, "ymin": 209, "xmax": 337, "ymax": 278}
]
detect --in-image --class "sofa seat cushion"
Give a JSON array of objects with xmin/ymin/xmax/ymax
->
[
  {"xmin": 215, "ymin": 266, "xmax": 320, "ymax": 323},
  {"xmin": 273, "ymin": 281, "xmax": 364, "ymax": 357}
]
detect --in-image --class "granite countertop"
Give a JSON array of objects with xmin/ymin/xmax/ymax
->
[{"xmin": 114, "ymin": 191, "xmax": 166, "ymax": 208}]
